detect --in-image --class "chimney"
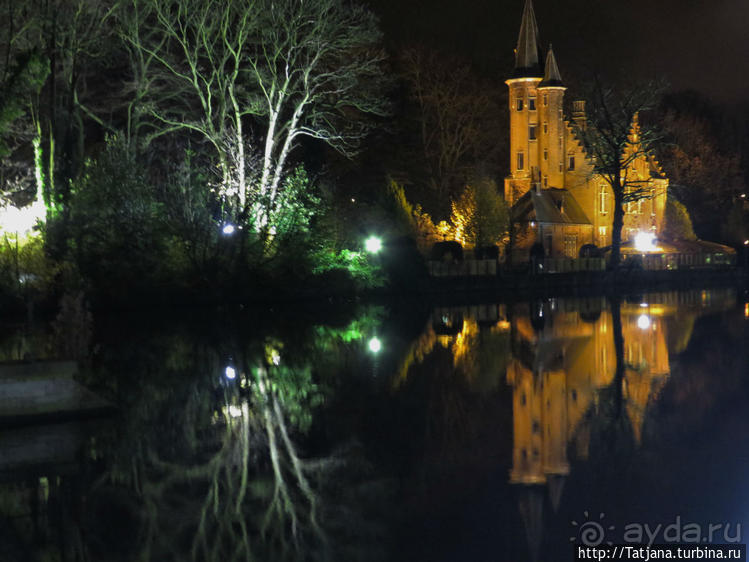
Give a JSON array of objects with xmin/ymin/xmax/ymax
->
[{"xmin": 572, "ymin": 100, "xmax": 586, "ymax": 130}]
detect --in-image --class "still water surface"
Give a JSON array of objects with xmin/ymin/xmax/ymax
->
[{"xmin": 1, "ymin": 289, "xmax": 748, "ymax": 561}]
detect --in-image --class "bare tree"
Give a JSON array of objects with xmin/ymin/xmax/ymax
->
[
  {"xmin": 122, "ymin": 0, "xmax": 388, "ymax": 229},
  {"xmin": 573, "ymin": 78, "xmax": 665, "ymax": 268},
  {"xmin": 399, "ymin": 45, "xmax": 503, "ymax": 212}
]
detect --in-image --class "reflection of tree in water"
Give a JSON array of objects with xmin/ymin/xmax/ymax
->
[
  {"xmin": 129, "ymin": 363, "xmax": 331, "ymax": 561},
  {"xmin": 71, "ymin": 308, "xmax": 388, "ymax": 561}
]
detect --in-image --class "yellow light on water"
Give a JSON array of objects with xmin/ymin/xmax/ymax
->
[{"xmin": 637, "ymin": 314, "xmax": 651, "ymax": 330}]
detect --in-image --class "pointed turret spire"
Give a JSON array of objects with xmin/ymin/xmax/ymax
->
[
  {"xmin": 539, "ymin": 44, "xmax": 564, "ymax": 87},
  {"xmin": 512, "ymin": 0, "xmax": 543, "ymax": 78}
]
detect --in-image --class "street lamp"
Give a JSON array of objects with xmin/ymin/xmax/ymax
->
[{"xmin": 365, "ymin": 236, "xmax": 382, "ymax": 254}]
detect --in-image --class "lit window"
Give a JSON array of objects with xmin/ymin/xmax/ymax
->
[
  {"xmin": 568, "ymin": 155, "xmax": 575, "ymax": 171},
  {"xmin": 517, "ymin": 151, "xmax": 524, "ymax": 170},
  {"xmin": 529, "ymin": 97, "xmax": 536, "ymax": 111},
  {"xmin": 598, "ymin": 226, "xmax": 607, "ymax": 241},
  {"xmin": 599, "ymin": 186, "xmax": 608, "ymax": 215},
  {"xmin": 516, "ymin": 97, "xmax": 524, "ymax": 111},
  {"xmin": 543, "ymin": 148, "xmax": 548, "ymax": 160},
  {"xmin": 529, "ymin": 124, "xmax": 537, "ymax": 140}
]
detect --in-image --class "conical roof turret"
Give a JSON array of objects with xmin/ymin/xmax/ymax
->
[
  {"xmin": 512, "ymin": 0, "xmax": 544, "ymax": 78},
  {"xmin": 539, "ymin": 44, "xmax": 564, "ymax": 87}
]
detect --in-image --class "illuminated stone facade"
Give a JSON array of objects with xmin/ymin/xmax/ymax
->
[{"xmin": 505, "ymin": 0, "xmax": 668, "ymax": 259}]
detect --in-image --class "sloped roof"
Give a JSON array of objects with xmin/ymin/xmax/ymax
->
[
  {"xmin": 512, "ymin": 188, "xmax": 592, "ymax": 225},
  {"xmin": 511, "ymin": 0, "xmax": 544, "ymax": 78},
  {"xmin": 539, "ymin": 44, "xmax": 564, "ymax": 88}
]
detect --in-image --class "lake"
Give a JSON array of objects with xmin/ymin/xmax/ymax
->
[{"xmin": 1, "ymin": 288, "xmax": 747, "ymax": 561}]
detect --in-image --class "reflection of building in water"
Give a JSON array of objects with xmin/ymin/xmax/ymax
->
[{"xmin": 507, "ymin": 290, "xmax": 735, "ymax": 559}]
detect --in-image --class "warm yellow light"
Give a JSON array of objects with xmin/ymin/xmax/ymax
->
[{"xmin": 745, "ymin": 303, "xmax": 749, "ymax": 318}]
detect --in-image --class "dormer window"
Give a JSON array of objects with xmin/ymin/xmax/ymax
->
[{"xmin": 529, "ymin": 97, "xmax": 536, "ymax": 111}]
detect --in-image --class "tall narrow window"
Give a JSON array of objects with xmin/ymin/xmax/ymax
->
[
  {"xmin": 558, "ymin": 161, "xmax": 563, "ymax": 172},
  {"xmin": 529, "ymin": 97, "xmax": 536, "ymax": 111},
  {"xmin": 599, "ymin": 186, "xmax": 608, "ymax": 215},
  {"xmin": 517, "ymin": 151, "xmax": 524, "ymax": 170},
  {"xmin": 543, "ymin": 148, "xmax": 548, "ymax": 160},
  {"xmin": 543, "ymin": 94, "xmax": 548, "ymax": 106},
  {"xmin": 516, "ymin": 97, "xmax": 524, "ymax": 111},
  {"xmin": 568, "ymin": 155, "xmax": 575, "ymax": 171},
  {"xmin": 529, "ymin": 124, "xmax": 537, "ymax": 140},
  {"xmin": 543, "ymin": 122, "xmax": 548, "ymax": 134},
  {"xmin": 543, "ymin": 175, "xmax": 548, "ymax": 187}
]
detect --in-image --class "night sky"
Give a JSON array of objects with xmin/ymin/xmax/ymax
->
[{"xmin": 367, "ymin": 0, "xmax": 749, "ymax": 103}]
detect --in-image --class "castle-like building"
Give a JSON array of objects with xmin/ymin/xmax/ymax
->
[{"xmin": 504, "ymin": 0, "xmax": 668, "ymax": 260}]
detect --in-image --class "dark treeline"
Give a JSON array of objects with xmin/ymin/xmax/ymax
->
[{"xmin": 1, "ymin": 0, "xmax": 748, "ymax": 310}]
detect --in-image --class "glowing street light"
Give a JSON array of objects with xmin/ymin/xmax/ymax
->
[
  {"xmin": 364, "ymin": 236, "xmax": 382, "ymax": 254},
  {"xmin": 368, "ymin": 336, "xmax": 382, "ymax": 353},
  {"xmin": 222, "ymin": 223, "xmax": 236, "ymax": 235},
  {"xmin": 224, "ymin": 366, "xmax": 236, "ymax": 380},
  {"xmin": 634, "ymin": 231, "xmax": 659, "ymax": 252}
]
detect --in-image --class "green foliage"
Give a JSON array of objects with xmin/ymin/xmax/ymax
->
[
  {"xmin": 68, "ymin": 135, "xmax": 173, "ymax": 292},
  {"xmin": 0, "ymin": 51, "xmax": 49, "ymax": 158},
  {"xmin": 0, "ymin": 234, "xmax": 63, "ymax": 298},
  {"xmin": 311, "ymin": 248, "xmax": 385, "ymax": 289},
  {"xmin": 662, "ymin": 195, "xmax": 696, "ymax": 241},
  {"xmin": 450, "ymin": 178, "xmax": 509, "ymax": 248},
  {"xmin": 268, "ymin": 166, "xmax": 322, "ymax": 249}
]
